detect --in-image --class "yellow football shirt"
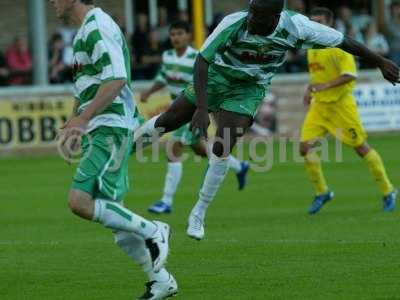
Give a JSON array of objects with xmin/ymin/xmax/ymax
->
[{"xmin": 307, "ymin": 48, "xmax": 357, "ymax": 103}]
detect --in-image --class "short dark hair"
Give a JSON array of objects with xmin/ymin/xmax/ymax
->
[
  {"xmin": 251, "ymin": 0, "xmax": 285, "ymax": 10},
  {"xmin": 391, "ymin": 0, "xmax": 400, "ymax": 9},
  {"xmin": 310, "ymin": 7, "xmax": 334, "ymax": 24},
  {"xmin": 169, "ymin": 20, "xmax": 191, "ymax": 33},
  {"xmin": 80, "ymin": 0, "xmax": 94, "ymax": 4}
]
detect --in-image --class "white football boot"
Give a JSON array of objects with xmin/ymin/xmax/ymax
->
[
  {"xmin": 186, "ymin": 214, "xmax": 205, "ymax": 240},
  {"xmin": 145, "ymin": 221, "xmax": 170, "ymax": 272},
  {"xmin": 137, "ymin": 275, "xmax": 178, "ymax": 300}
]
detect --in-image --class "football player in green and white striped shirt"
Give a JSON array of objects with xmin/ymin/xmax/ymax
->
[
  {"xmin": 135, "ymin": 0, "xmax": 400, "ymax": 240},
  {"xmin": 140, "ymin": 21, "xmax": 250, "ymax": 215},
  {"xmin": 51, "ymin": 0, "xmax": 177, "ymax": 298}
]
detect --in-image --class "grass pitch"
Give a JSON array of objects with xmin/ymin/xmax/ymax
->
[{"xmin": 1, "ymin": 135, "xmax": 399, "ymax": 300}]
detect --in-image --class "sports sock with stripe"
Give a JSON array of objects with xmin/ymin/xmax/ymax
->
[{"xmin": 93, "ymin": 199, "xmax": 157, "ymax": 239}]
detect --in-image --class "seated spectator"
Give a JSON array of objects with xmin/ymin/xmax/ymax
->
[
  {"xmin": 363, "ymin": 21, "xmax": 389, "ymax": 57},
  {"xmin": 49, "ymin": 33, "xmax": 72, "ymax": 84},
  {"xmin": 288, "ymin": 0, "xmax": 305, "ymax": 14},
  {"xmin": 335, "ymin": 5, "xmax": 369, "ymax": 36},
  {"xmin": 0, "ymin": 52, "xmax": 9, "ymax": 86},
  {"xmin": 178, "ymin": 11, "xmax": 190, "ymax": 22},
  {"xmin": 336, "ymin": 6, "xmax": 353, "ymax": 34},
  {"xmin": 385, "ymin": 0, "xmax": 400, "ymax": 65},
  {"xmin": 158, "ymin": 7, "xmax": 170, "ymax": 44},
  {"xmin": 6, "ymin": 36, "xmax": 32, "ymax": 85},
  {"xmin": 345, "ymin": 22, "xmax": 364, "ymax": 44},
  {"xmin": 57, "ymin": 19, "xmax": 76, "ymax": 47},
  {"xmin": 132, "ymin": 13, "xmax": 149, "ymax": 70},
  {"xmin": 140, "ymin": 29, "xmax": 163, "ymax": 79}
]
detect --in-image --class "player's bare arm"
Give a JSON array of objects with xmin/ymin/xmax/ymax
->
[
  {"xmin": 140, "ymin": 81, "xmax": 166, "ymax": 103},
  {"xmin": 190, "ymin": 54, "xmax": 210, "ymax": 138},
  {"xmin": 72, "ymin": 100, "xmax": 79, "ymax": 117},
  {"xmin": 339, "ymin": 37, "xmax": 400, "ymax": 85},
  {"xmin": 304, "ymin": 75, "xmax": 355, "ymax": 106},
  {"xmin": 60, "ymin": 79, "xmax": 126, "ymax": 143},
  {"xmin": 309, "ymin": 74, "xmax": 356, "ymax": 92}
]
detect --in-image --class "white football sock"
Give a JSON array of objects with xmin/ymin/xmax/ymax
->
[
  {"xmin": 227, "ymin": 155, "xmax": 242, "ymax": 174},
  {"xmin": 114, "ymin": 231, "xmax": 170, "ymax": 282},
  {"xmin": 191, "ymin": 155, "xmax": 229, "ymax": 221},
  {"xmin": 93, "ymin": 199, "xmax": 157, "ymax": 239},
  {"xmin": 161, "ymin": 162, "xmax": 183, "ymax": 206}
]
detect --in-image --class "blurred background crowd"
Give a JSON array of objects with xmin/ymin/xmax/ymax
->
[{"xmin": 0, "ymin": 0, "xmax": 399, "ymax": 87}]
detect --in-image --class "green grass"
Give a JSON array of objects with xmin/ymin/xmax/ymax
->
[{"xmin": 1, "ymin": 135, "xmax": 400, "ymax": 300}]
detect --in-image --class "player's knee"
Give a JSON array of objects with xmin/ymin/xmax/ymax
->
[
  {"xmin": 68, "ymin": 193, "xmax": 82, "ymax": 216},
  {"xmin": 355, "ymin": 143, "xmax": 371, "ymax": 158},
  {"xmin": 193, "ymin": 146, "xmax": 208, "ymax": 158},
  {"xmin": 68, "ymin": 190, "xmax": 92, "ymax": 219},
  {"xmin": 300, "ymin": 143, "xmax": 310, "ymax": 157},
  {"xmin": 212, "ymin": 141, "xmax": 231, "ymax": 158}
]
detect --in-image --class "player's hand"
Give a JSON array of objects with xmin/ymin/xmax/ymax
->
[
  {"xmin": 378, "ymin": 58, "xmax": 400, "ymax": 86},
  {"xmin": 303, "ymin": 86, "xmax": 312, "ymax": 106},
  {"xmin": 140, "ymin": 92, "xmax": 150, "ymax": 103},
  {"xmin": 309, "ymin": 83, "xmax": 329, "ymax": 93},
  {"xmin": 57, "ymin": 115, "xmax": 88, "ymax": 151},
  {"xmin": 190, "ymin": 108, "xmax": 210, "ymax": 139}
]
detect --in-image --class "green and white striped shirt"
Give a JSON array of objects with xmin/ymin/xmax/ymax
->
[
  {"xmin": 201, "ymin": 10, "xmax": 344, "ymax": 86},
  {"xmin": 72, "ymin": 8, "xmax": 139, "ymax": 132},
  {"xmin": 155, "ymin": 46, "xmax": 198, "ymax": 98}
]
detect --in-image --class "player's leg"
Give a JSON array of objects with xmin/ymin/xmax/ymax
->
[
  {"xmin": 134, "ymin": 93, "xmax": 196, "ymax": 148},
  {"xmin": 69, "ymin": 130, "xmax": 169, "ymax": 272},
  {"xmin": 328, "ymin": 95, "xmax": 396, "ymax": 211},
  {"xmin": 300, "ymin": 103, "xmax": 333, "ymax": 215},
  {"xmin": 191, "ymin": 137, "xmax": 250, "ymax": 190},
  {"xmin": 113, "ymin": 231, "xmax": 178, "ymax": 299},
  {"xmin": 148, "ymin": 140, "xmax": 184, "ymax": 214},
  {"xmin": 354, "ymin": 142, "xmax": 396, "ymax": 212},
  {"xmin": 187, "ymin": 110, "xmax": 252, "ymax": 240}
]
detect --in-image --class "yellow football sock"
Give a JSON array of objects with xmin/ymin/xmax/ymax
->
[
  {"xmin": 363, "ymin": 149, "xmax": 394, "ymax": 196},
  {"xmin": 304, "ymin": 152, "xmax": 328, "ymax": 195}
]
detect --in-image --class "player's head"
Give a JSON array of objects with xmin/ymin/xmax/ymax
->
[
  {"xmin": 391, "ymin": 0, "xmax": 400, "ymax": 18},
  {"xmin": 169, "ymin": 21, "xmax": 192, "ymax": 50},
  {"xmin": 49, "ymin": 0, "xmax": 94, "ymax": 20},
  {"xmin": 247, "ymin": 0, "xmax": 285, "ymax": 36},
  {"xmin": 310, "ymin": 7, "xmax": 334, "ymax": 27}
]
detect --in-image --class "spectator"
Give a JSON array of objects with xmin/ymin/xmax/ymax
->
[
  {"xmin": 288, "ymin": 0, "xmax": 305, "ymax": 14},
  {"xmin": 57, "ymin": 19, "xmax": 77, "ymax": 47},
  {"xmin": 140, "ymin": 29, "xmax": 163, "ymax": 79},
  {"xmin": 336, "ymin": 5, "xmax": 371, "ymax": 36},
  {"xmin": 345, "ymin": 22, "xmax": 364, "ymax": 44},
  {"xmin": 5, "ymin": 36, "xmax": 32, "ymax": 85},
  {"xmin": 49, "ymin": 33, "xmax": 72, "ymax": 84},
  {"xmin": 335, "ymin": 5, "xmax": 353, "ymax": 34},
  {"xmin": 0, "ymin": 52, "xmax": 9, "ymax": 86},
  {"xmin": 363, "ymin": 21, "xmax": 389, "ymax": 57},
  {"xmin": 178, "ymin": 11, "xmax": 190, "ymax": 22},
  {"xmin": 158, "ymin": 7, "xmax": 170, "ymax": 44},
  {"xmin": 384, "ymin": 0, "xmax": 400, "ymax": 65},
  {"xmin": 132, "ymin": 13, "xmax": 149, "ymax": 68},
  {"xmin": 353, "ymin": 7, "xmax": 373, "ymax": 32}
]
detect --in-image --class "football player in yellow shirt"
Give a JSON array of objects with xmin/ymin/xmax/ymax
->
[{"xmin": 300, "ymin": 7, "xmax": 397, "ymax": 214}]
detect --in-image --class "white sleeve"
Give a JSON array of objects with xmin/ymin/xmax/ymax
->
[
  {"xmin": 292, "ymin": 14, "xmax": 344, "ymax": 49},
  {"xmin": 91, "ymin": 22, "xmax": 127, "ymax": 81}
]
